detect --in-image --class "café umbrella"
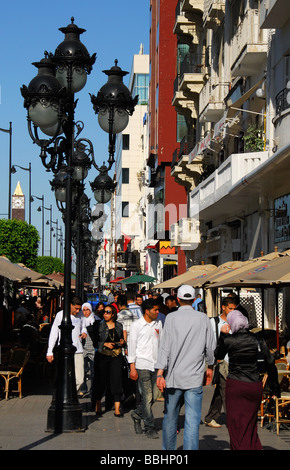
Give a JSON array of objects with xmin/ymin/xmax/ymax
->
[
  {"xmin": 121, "ymin": 273, "xmax": 157, "ymax": 284},
  {"xmin": 209, "ymin": 253, "xmax": 290, "ymax": 353}
]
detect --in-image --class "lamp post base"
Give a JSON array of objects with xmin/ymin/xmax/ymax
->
[
  {"xmin": 46, "ymin": 403, "xmax": 85, "ymax": 433},
  {"xmin": 46, "ymin": 344, "xmax": 85, "ymax": 433}
]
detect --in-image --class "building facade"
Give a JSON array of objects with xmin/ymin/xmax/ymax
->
[
  {"xmin": 145, "ymin": 0, "xmax": 189, "ymax": 282},
  {"xmin": 167, "ymin": 0, "xmax": 290, "ymax": 328},
  {"xmin": 104, "ymin": 0, "xmax": 290, "ymax": 330},
  {"xmin": 112, "ymin": 47, "xmax": 150, "ymax": 279}
]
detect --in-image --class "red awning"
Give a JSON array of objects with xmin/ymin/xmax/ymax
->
[
  {"xmin": 109, "ymin": 276, "xmax": 125, "ymax": 283},
  {"xmin": 145, "ymin": 241, "xmax": 159, "ymax": 250}
]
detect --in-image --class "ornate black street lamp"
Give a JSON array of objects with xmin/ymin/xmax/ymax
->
[
  {"xmin": 20, "ymin": 18, "xmax": 137, "ymax": 433},
  {"xmin": 21, "ymin": 18, "xmax": 95, "ymax": 433}
]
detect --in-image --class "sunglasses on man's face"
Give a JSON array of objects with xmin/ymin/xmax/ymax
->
[{"xmin": 104, "ymin": 310, "xmax": 112, "ymax": 314}]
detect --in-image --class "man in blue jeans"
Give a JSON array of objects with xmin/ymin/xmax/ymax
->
[
  {"xmin": 156, "ymin": 285, "xmax": 216, "ymax": 450},
  {"xmin": 128, "ymin": 298, "xmax": 163, "ymax": 439}
]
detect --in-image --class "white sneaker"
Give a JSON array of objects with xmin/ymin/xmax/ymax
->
[{"xmin": 205, "ymin": 419, "xmax": 221, "ymax": 428}]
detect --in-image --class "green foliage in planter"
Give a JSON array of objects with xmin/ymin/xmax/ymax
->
[{"xmin": 243, "ymin": 124, "xmax": 264, "ymax": 152}]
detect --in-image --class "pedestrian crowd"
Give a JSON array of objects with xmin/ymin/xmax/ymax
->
[{"xmin": 43, "ymin": 286, "xmax": 282, "ymax": 451}]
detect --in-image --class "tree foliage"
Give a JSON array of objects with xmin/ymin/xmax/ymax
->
[
  {"xmin": 0, "ymin": 219, "xmax": 39, "ymax": 269},
  {"xmin": 36, "ymin": 256, "xmax": 64, "ymax": 275}
]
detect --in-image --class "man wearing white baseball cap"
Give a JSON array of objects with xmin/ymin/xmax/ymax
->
[{"xmin": 155, "ymin": 284, "xmax": 216, "ymax": 450}]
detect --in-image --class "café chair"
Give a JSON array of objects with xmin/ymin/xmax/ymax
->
[
  {"xmin": 0, "ymin": 347, "xmax": 30, "ymax": 400},
  {"xmin": 259, "ymin": 373, "xmax": 275, "ymax": 427},
  {"xmin": 274, "ymin": 361, "xmax": 290, "ymax": 434}
]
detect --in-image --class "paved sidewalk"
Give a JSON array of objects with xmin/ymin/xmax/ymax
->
[{"xmin": 0, "ymin": 377, "xmax": 289, "ymax": 452}]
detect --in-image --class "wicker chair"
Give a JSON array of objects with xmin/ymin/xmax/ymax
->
[
  {"xmin": 274, "ymin": 361, "xmax": 290, "ymax": 435},
  {"xmin": 0, "ymin": 347, "xmax": 30, "ymax": 399}
]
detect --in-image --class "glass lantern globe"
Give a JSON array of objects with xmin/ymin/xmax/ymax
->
[
  {"xmin": 93, "ymin": 188, "xmax": 112, "ymax": 204},
  {"xmin": 72, "ymin": 165, "xmax": 88, "ymax": 181},
  {"xmin": 90, "ymin": 169, "xmax": 116, "ymax": 204},
  {"xmin": 98, "ymin": 107, "xmax": 129, "ymax": 134},
  {"xmin": 50, "ymin": 168, "xmax": 68, "ymax": 203},
  {"xmin": 52, "ymin": 18, "xmax": 95, "ymax": 94},
  {"xmin": 21, "ymin": 55, "xmax": 63, "ymax": 129},
  {"xmin": 29, "ymin": 100, "xmax": 59, "ymax": 128},
  {"xmin": 40, "ymin": 114, "xmax": 66, "ymax": 136},
  {"xmin": 56, "ymin": 66, "xmax": 87, "ymax": 93},
  {"xmin": 55, "ymin": 186, "xmax": 67, "ymax": 203},
  {"xmin": 91, "ymin": 60, "xmax": 138, "ymax": 135}
]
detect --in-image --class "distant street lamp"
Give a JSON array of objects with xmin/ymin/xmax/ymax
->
[
  {"xmin": 31, "ymin": 194, "xmax": 46, "ymax": 255},
  {"xmin": 0, "ymin": 122, "xmax": 12, "ymax": 219}
]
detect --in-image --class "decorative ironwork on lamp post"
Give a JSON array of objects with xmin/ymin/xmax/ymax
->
[{"xmin": 20, "ymin": 18, "xmax": 137, "ymax": 433}]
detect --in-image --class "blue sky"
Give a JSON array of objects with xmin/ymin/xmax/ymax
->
[{"xmin": 0, "ymin": 0, "xmax": 149, "ymax": 257}]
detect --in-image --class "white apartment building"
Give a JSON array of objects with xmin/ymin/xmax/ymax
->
[
  {"xmin": 113, "ymin": 47, "xmax": 150, "ymax": 278},
  {"xmin": 168, "ymin": 0, "xmax": 290, "ymax": 329}
]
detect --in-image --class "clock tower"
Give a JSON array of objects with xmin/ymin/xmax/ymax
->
[{"xmin": 12, "ymin": 181, "xmax": 25, "ymax": 221}]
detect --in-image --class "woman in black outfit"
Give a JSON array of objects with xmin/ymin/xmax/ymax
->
[
  {"xmin": 89, "ymin": 304, "xmax": 126, "ymax": 417},
  {"xmin": 215, "ymin": 310, "xmax": 280, "ymax": 450}
]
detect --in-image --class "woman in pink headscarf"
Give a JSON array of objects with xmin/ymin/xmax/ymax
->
[{"xmin": 215, "ymin": 310, "xmax": 280, "ymax": 450}]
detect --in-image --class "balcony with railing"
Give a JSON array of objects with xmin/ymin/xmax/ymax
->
[
  {"xmin": 180, "ymin": 0, "xmax": 204, "ymax": 15},
  {"xmin": 174, "ymin": 0, "xmax": 201, "ymax": 43},
  {"xmin": 190, "ymin": 150, "xmax": 269, "ymax": 215},
  {"xmin": 199, "ymin": 77, "xmax": 226, "ymax": 122},
  {"xmin": 170, "ymin": 217, "xmax": 200, "ymax": 249},
  {"xmin": 172, "ymin": 88, "xmax": 199, "ymax": 120},
  {"xmin": 275, "ymin": 87, "xmax": 290, "ymax": 116},
  {"xmin": 171, "ymin": 136, "xmax": 203, "ymax": 190},
  {"xmin": 179, "ymin": 53, "xmax": 205, "ymax": 98},
  {"xmin": 203, "ymin": 0, "xmax": 225, "ymax": 29},
  {"xmin": 231, "ymin": 9, "xmax": 268, "ymax": 77},
  {"xmin": 173, "ymin": 54, "xmax": 204, "ymax": 119},
  {"xmin": 272, "ymin": 86, "xmax": 290, "ymax": 149}
]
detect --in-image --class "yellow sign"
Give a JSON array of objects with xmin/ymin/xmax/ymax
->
[{"xmin": 159, "ymin": 241, "xmax": 175, "ymax": 255}]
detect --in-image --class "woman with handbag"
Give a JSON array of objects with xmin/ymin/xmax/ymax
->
[
  {"xmin": 90, "ymin": 304, "xmax": 126, "ymax": 417},
  {"xmin": 215, "ymin": 310, "xmax": 280, "ymax": 450}
]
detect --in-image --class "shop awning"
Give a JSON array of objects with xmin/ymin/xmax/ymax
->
[
  {"xmin": 154, "ymin": 264, "xmax": 217, "ymax": 289},
  {"xmin": 109, "ymin": 276, "xmax": 125, "ymax": 283},
  {"xmin": 0, "ymin": 256, "xmax": 50, "ymax": 283},
  {"xmin": 186, "ymin": 260, "xmax": 248, "ymax": 288},
  {"xmin": 208, "ymin": 250, "xmax": 288, "ymax": 288},
  {"xmin": 226, "ymin": 77, "xmax": 265, "ymax": 119}
]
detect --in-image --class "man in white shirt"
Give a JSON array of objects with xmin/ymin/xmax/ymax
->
[
  {"xmin": 128, "ymin": 298, "xmax": 163, "ymax": 439},
  {"xmin": 46, "ymin": 296, "xmax": 86, "ymax": 392}
]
